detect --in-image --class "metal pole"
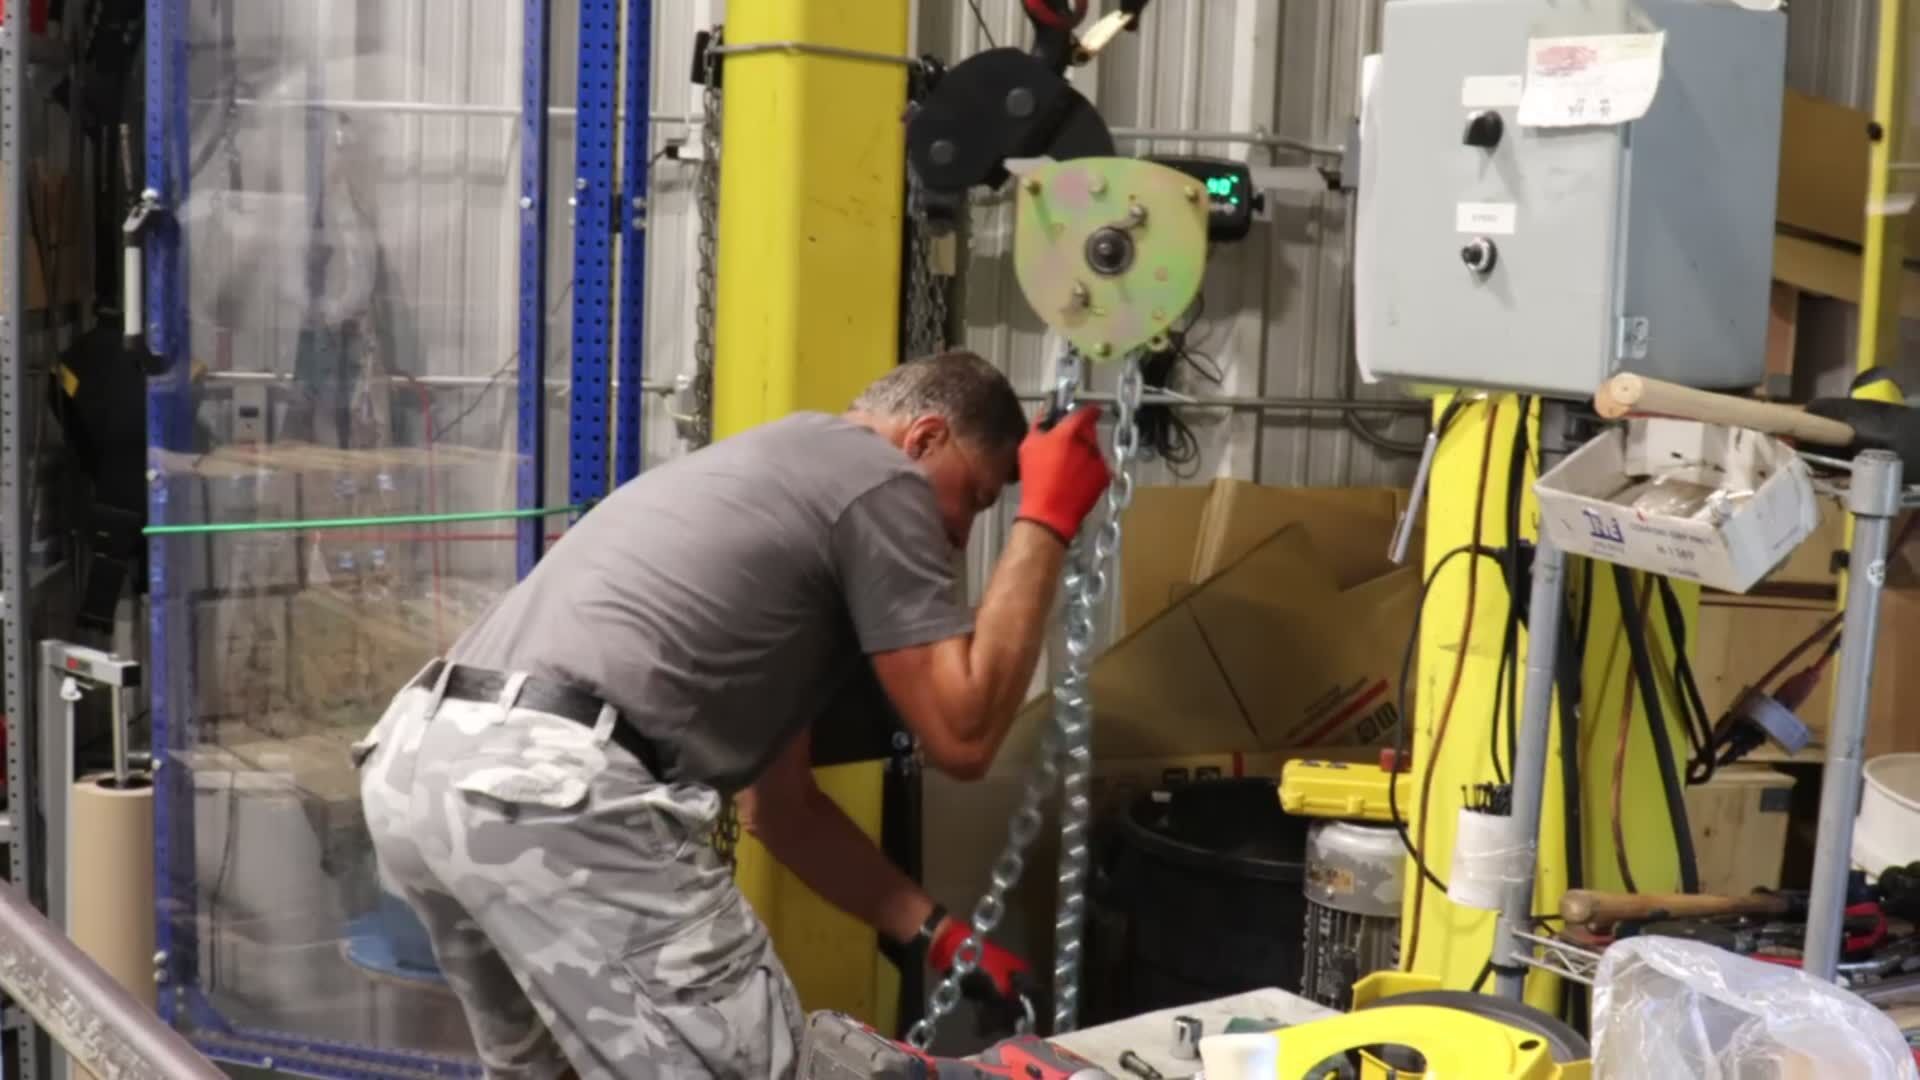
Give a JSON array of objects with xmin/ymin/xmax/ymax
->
[
  {"xmin": 196, "ymin": 371, "xmax": 1431, "ymax": 416},
  {"xmin": 1, "ymin": 5, "xmax": 40, "ymax": 1073},
  {"xmin": 0, "ymin": 878, "xmax": 225, "ymax": 1080},
  {"xmin": 516, "ymin": 0, "xmax": 552, "ymax": 577},
  {"xmin": 1804, "ymin": 449, "xmax": 1904, "ymax": 980},
  {"xmin": 191, "ymin": 96, "xmax": 693, "ymax": 124},
  {"xmin": 569, "ymin": 0, "xmax": 618, "ymax": 503},
  {"xmin": 1107, "ymin": 126, "xmax": 1342, "ymax": 157},
  {"xmin": 1494, "ymin": 405, "xmax": 1570, "ymax": 1001}
]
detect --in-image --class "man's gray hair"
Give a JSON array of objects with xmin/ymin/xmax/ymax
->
[{"xmin": 851, "ymin": 351, "xmax": 1028, "ymax": 453}]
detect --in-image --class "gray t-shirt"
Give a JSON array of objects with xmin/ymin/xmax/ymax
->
[{"xmin": 449, "ymin": 412, "xmax": 975, "ymax": 793}]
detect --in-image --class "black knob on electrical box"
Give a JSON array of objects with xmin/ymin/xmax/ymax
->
[
  {"xmin": 1463, "ymin": 110, "xmax": 1504, "ymax": 149},
  {"xmin": 1461, "ymin": 236, "xmax": 1498, "ymax": 275}
]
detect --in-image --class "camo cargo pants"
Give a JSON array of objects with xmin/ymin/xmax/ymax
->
[{"xmin": 356, "ymin": 671, "xmax": 804, "ymax": 1079}]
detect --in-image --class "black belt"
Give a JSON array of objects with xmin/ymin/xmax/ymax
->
[{"xmin": 411, "ymin": 659, "xmax": 667, "ymax": 779}]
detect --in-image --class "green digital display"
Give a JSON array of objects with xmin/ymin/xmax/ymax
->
[
  {"xmin": 1148, "ymin": 156, "xmax": 1255, "ymax": 241},
  {"xmin": 1204, "ymin": 174, "xmax": 1242, "ymax": 206}
]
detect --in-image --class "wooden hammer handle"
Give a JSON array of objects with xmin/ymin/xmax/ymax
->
[
  {"xmin": 1560, "ymin": 888, "xmax": 1792, "ymax": 926},
  {"xmin": 1595, "ymin": 374, "xmax": 1856, "ymax": 448}
]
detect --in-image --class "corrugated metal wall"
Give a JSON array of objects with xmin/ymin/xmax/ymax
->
[
  {"xmin": 196, "ymin": 0, "xmax": 1880, "ymax": 572},
  {"xmin": 301, "ymin": 0, "xmax": 1882, "ymax": 502},
  {"xmin": 913, "ymin": 0, "xmax": 1422, "ymax": 499}
]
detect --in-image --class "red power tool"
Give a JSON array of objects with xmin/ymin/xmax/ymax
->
[{"xmin": 798, "ymin": 1011, "xmax": 1115, "ymax": 1080}]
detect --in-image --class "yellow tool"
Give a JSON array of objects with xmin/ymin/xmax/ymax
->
[
  {"xmin": 1258, "ymin": 972, "xmax": 1592, "ymax": 1079},
  {"xmin": 1278, "ymin": 758, "xmax": 1410, "ymax": 823}
]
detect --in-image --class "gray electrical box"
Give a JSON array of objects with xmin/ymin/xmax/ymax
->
[{"xmin": 1356, "ymin": 0, "xmax": 1787, "ymax": 399}]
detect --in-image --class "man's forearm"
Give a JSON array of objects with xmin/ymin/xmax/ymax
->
[
  {"xmin": 749, "ymin": 782, "xmax": 934, "ymax": 946},
  {"xmin": 961, "ymin": 520, "xmax": 1067, "ymax": 747}
]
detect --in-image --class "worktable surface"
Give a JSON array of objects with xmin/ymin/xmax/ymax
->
[{"xmin": 1050, "ymin": 989, "xmax": 1336, "ymax": 1077}]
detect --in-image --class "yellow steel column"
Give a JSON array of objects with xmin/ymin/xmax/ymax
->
[
  {"xmin": 1853, "ymin": 0, "xmax": 1914, "ymax": 380},
  {"xmin": 712, "ymin": 0, "xmax": 910, "ymax": 1030},
  {"xmin": 1402, "ymin": 396, "xmax": 1695, "ymax": 1011}
]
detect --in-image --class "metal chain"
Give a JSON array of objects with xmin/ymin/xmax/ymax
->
[
  {"xmin": 906, "ymin": 352, "xmax": 1144, "ymax": 1048},
  {"xmin": 904, "ymin": 173, "xmax": 949, "ymax": 358},
  {"xmin": 685, "ymin": 26, "xmax": 735, "ymax": 864},
  {"xmin": 675, "ymin": 25, "xmax": 722, "ymax": 448},
  {"xmin": 1051, "ymin": 355, "xmax": 1142, "ymax": 1034}
]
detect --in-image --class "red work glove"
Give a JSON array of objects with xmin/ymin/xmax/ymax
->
[
  {"xmin": 1016, "ymin": 405, "xmax": 1111, "ymax": 544},
  {"xmin": 928, "ymin": 915, "xmax": 1031, "ymax": 1000}
]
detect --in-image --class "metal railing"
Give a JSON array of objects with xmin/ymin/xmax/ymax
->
[{"xmin": 0, "ymin": 879, "xmax": 224, "ymax": 1080}]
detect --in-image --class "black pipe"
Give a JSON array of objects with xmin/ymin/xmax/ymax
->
[
  {"xmin": 1611, "ymin": 565, "xmax": 1701, "ymax": 893},
  {"xmin": 1655, "ymin": 576, "xmax": 1717, "ymax": 784},
  {"xmin": 1555, "ymin": 565, "xmax": 1586, "ymax": 892}
]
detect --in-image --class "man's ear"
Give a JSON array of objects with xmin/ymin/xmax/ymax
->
[{"xmin": 902, "ymin": 415, "xmax": 950, "ymax": 460}]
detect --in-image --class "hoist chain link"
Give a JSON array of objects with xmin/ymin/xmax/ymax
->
[
  {"xmin": 677, "ymin": 24, "xmax": 722, "ymax": 448},
  {"xmin": 692, "ymin": 26, "xmax": 736, "ymax": 864},
  {"xmin": 904, "ymin": 173, "xmax": 950, "ymax": 358},
  {"xmin": 906, "ymin": 351, "xmax": 1144, "ymax": 1048},
  {"xmin": 1051, "ymin": 355, "xmax": 1143, "ymax": 1035}
]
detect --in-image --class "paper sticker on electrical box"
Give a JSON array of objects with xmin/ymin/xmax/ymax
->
[
  {"xmin": 1456, "ymin": 202, "xmax": 1517, "ymax": 235},
  {"xmin": 1519, "ymin": 32, "xmax": 1666, "ymax": 128},
  {"xmin": 1461, "ymin": 75, "xmax": 1523, "ymax": 109}
]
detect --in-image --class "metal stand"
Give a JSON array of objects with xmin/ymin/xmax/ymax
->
[
  {"xmin": 1492, "ymin": 404, "xmax": 1570, "ymax": 1000},
  {"xmin": 33, "ymin": 642, "xmax": 141, "ymax": 1080},
  {"xmin": 1803, "ymin": 449, "xmax": 1904, "ymax": 980},
  {"xmin": 1, "ymin": 6, "xmax": 37, "ymax": 1076}
]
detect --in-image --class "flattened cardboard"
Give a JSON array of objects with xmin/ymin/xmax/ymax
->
[{"xmin": 1188, "ymin": 479, "xmax": 1405, "ymax": 588}]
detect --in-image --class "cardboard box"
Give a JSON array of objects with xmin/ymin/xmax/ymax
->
[
  {"xmin": 1756, "ymin": 497, "xmax": 1846, "ymax": 593},
  {"xmin": 993, "ymin": 525, "xmax": 1418, "ymax": 776},
  {"xmin": 1188, "ymin": 479, "xmax": 1405, "ymax": 589},
  {"xmin": 1536, "ymin": 420, "xmax": 1820, "ymax": 595},
  {"xmin": 1684, "ymin": 765, "xmax": 1794, "ymax": 897},
  {"xmin": 1119, "ymin": 486, "xmax": 1213, "ymax": 634},
  {"xmin": 1776, "ymin": 91, "xmax": 1920, "ymax": 253}
]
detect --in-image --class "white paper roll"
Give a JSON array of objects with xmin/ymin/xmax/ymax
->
[{"xmin": 70, "ymin": 773, "xmax": 158, "ymax": 1080}]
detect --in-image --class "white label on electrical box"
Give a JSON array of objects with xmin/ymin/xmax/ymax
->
[
  {"xmin": 1456, "ymin": 201, "xmax": 1517, "ymax": 235},
  {"xmin": 1519, "ymin": 32, "xmax": 1666, "ymax": 128},
  {"xmin": 1461, "ymin": 75, "xmax": 1523, "ymax": 109}
]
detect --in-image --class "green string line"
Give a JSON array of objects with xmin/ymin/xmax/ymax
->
[{"xmin": 142, "ymin": 504, "xmax": 591, "ymax": 537}]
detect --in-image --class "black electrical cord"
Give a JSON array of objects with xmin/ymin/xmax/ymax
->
[
  {"xmin": 1555, "ymin": 562, "xmax": 1587, "ymax": 894},
  {"xmin": 1612, "ymin": 564, "xmax": 1701, "ymax": 894},
  {"xmin": 1132, "ymin": 298, "xmax": 1218, "ymax": 477},
  {"xmin": 1503, "ymin": 398, "xmax": 1532, "ymax": 775},
  {"xmin": 1391, "ymin": 542, "xmax": 1507, "ymax": 894},
  {"xmin": 966, "ymin": 0, "xmax": 999, "ymax": 47},
  {"xmin": 1653, "ymin": 576, "xmax": 1718, "ymax": 785},
  {"xmin": 436, "ymin": 278, "xmax": 574, "ymax": 441}
]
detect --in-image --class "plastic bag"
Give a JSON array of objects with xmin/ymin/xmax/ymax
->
[{"xmin": 1592, "ymin": 936, "xmax": 1918, "ymax": 1079}]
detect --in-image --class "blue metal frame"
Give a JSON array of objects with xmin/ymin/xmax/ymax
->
[
  {"xmin": 137, "ymin": 0, "xmax": 654, "ymax": 1075},
  {"xmin": 614, "ymin": 1, "xmax": 652, "ymax": 485},
  {"xmin": 146, "ymin": 0, "xmax": 199, "ymax": 1029},
  {"xmin": 517, "ymin": 0, "xmax": 554, "ymax": 576},
  {"xmin": 569, "ymin": 0, "xmax": 619, "ymax": 502}
]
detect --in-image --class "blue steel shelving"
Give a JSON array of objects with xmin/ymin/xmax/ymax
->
[{"xmin": 135, "ymin": 2, "xmax": 654, "ymax": 1077}]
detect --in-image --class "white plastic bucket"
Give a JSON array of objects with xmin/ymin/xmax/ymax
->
[{"xmin": 1853, "ymin": 753, "xmax": 1920, "ymax": 877}]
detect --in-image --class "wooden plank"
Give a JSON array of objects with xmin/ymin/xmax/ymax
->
[
  {"xmin": 1682, "ymin": 766, "xmax": 1795, "ymax": 897},
  {"xmin": 1763, "ymin": 282, "xmax": 1799, "ymax": 400}
]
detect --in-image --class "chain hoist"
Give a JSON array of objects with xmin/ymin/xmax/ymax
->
[{"xmin": 907, "ymin": 349, "xmax": 1144, "ymax": 1048}]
